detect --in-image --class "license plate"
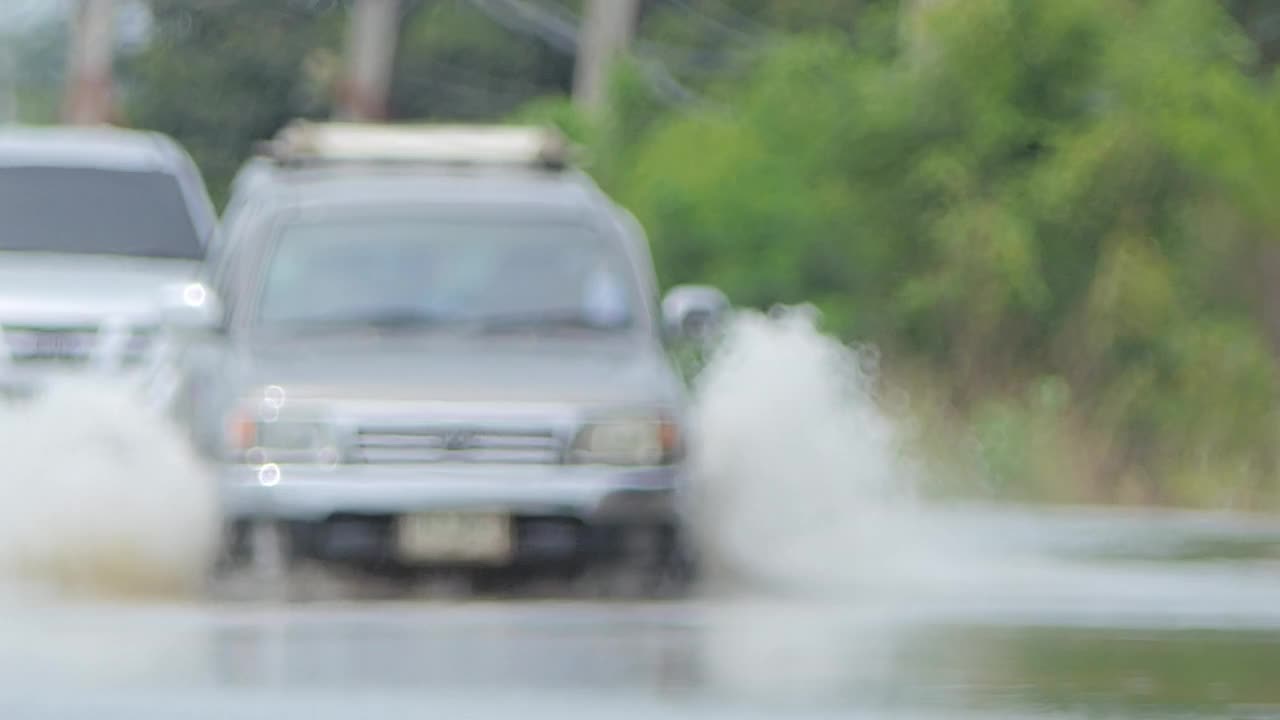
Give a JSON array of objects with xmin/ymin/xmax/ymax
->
[
  {"xmin": 33, "ymin": 333, "xmax": 87, "ymax": 358},
  {"xmin": 394, "ymin": 512, "xmax": 513, "ymax": 564}
]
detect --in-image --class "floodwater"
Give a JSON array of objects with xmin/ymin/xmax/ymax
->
[
  {"xmin": 0, "ymin": 506, "xmax": 1278, "ymax": 720},
  {"xmin": 0, "ymin": 309, "xmax": 1276, "ymax": 718}
]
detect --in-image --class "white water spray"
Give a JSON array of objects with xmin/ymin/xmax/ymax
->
[
  {"xmin": 685, "ymin": 307, "xmax": 1097, "ymax": 593},
  {"xmin": 683, "ymin": 305, "xmax": 1123, "ymax": 603},
  {"xmin": 0, "ymin": 378, "xmax": 219, "ymax": 601},
  {"xmin": 686, "ymin": 305, "xmax": 934, "ymax": 596}
]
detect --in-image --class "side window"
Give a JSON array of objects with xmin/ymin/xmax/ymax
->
[
  {"xmin": 221, "ymin": 204, "xmax": 291, "ymax": 332},
  {"xmin": 614, "ymin": 208, "xmax": 661, "ymax": 324},
  {"xmin": 207, "ymin": 197, "xmax": 263, "ymax": 319},
  {"xmin": 176, "ymin": 160, "xmax": 217, "ymax": 252}
]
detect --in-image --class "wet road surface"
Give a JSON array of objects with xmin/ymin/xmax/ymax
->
[{"xmin": 1, "ymin": 505, "xmax": 1279, "ymax": 720}]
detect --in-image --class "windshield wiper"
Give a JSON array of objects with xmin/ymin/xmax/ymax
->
[
  {"xmin": 269, "ymin": 307, "xmax": 451, "ymax": 336},
  {"xmin": 468, "ymin": 308, "xmax": 631, "ymax": 334}
]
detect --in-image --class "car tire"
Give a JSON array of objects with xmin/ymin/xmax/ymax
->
[
  {"xmin": 209, "ymin": 519, "xmax": 315, "ymax": 602},
  {"xmin": 574, "ymin": 534, "xmax": 699, "ymax": 601}
]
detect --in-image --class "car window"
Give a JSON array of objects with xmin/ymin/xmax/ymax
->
[
  {"xmin": 0, "ymin": 166, "xmax": 203, "ymax": 260},
  {"xmin": 207, "ymin": 197, "xmax": 264, "ymax": 317},
  {"xmin": 253, "ymin": 215, "xmax": 639, "ymax": 333}
]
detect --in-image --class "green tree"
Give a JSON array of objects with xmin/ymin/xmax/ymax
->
[
  {"xmin": 114, "ymin": 0, "xmax": 1280, "ymax": 506},
  {"xmin": 121, "ymin": 1, "xmax": 343, "ymax": 206},
  {"xmin": 536, "ymin": 0, "xmax": 1280, "ymax": 507},
  {"xmin": 389, "ymin": 0, "xmax": 572, "ymax": 121}
]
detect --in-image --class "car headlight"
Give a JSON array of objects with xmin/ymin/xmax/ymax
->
[
  {"xmin": 226, "ymin": 411, "xmax": 340, "ymax": 465},
  {"xmin": 571, "ymin": 416, "xmax": 681, "ymax": 466}
]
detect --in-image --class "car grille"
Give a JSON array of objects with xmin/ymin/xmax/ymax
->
[
  {"xmin": 2, "ymin": 324, "xmax": 154, "ymax": 366},
  {"xmin": 353, "ymin": 423, "xmax": 565, "ymax": 465},
  {"xmin": 3, "ymin": 325, "xmax": 100, "ymax": 364}
]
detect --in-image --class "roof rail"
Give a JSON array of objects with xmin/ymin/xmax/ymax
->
[{"xmin": 257, "ymin": 120, "xmax": 573, "ymax": 171}]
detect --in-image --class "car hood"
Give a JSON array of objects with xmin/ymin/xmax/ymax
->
[
  {"xmin": 238, "ymin": 333, "xmax": 685, "ymax": 409},
  {"xmin": 0, "ymin": 252, "xmax": 199, "ymax": 326}
]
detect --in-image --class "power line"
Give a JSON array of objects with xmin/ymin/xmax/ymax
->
[
  {"xmin": 396, "ymin": 71, "xmax": 536, "ymax": 117},
  {"xmin": 413, "ymin": 57, "xmax": 550, "ymax": 95},
  {"xmin": 658, "ymin": 0, "xmax": 771, "ymax": 45},
  {"xmin": 466, "ymin": 0, "xmax": 578, "ymax": 54},
  {"xmin": 464, "ymin": 0, "xmax": 704, "ymax": 108}
]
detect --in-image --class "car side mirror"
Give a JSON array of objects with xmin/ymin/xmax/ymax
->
[
  {"xmin": 661, "ymin": 284, "xmax": 730, "ymax": 344},
  {"xmin": 157, "ymin": 281, "xmax": 225, "ymax": 336}
]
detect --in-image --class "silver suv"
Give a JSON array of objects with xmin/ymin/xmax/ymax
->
[
  {"xmin": 0, "ymin": 125, "xmax": 214, "ymax": 397},
  {"xmin": 156, "ymin": 122, "xmax": 727, "ymax": 593}
]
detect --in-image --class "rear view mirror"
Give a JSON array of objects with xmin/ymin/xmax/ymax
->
[
  {"xmin": 157, "ymin": 281, "xmax": 225, "ymax": 335},
  {"xmin": 662, "ymin": 285, "xmax": 730, "ymax": 344}
]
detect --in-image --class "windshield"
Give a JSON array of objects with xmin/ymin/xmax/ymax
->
[
  {"xmin": 255, "ymin": 215, "xmax": 640, "ymax": 334},
  {"xmin": 0, "ymin": 166, "xmax": 203, "ymax": 260}
]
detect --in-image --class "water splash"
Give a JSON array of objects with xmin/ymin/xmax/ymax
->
[
  {"xmin": 0, "ymin": 377, "xmax": 218, "ymax": 601},
  {"xmin": 683, "ymin": 306, "xmax": 1155, "ymax": 602},
  {"xmin": 686, "ymin": 305, "xmax": 930, "ymax": 596},
  {"xmin": 683, "ymin": 307, "xmax": 1119, "ymax": 601}
]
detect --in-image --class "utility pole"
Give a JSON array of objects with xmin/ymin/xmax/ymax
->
[
  {"xmin": 573, "ymin": 0, "xmax": 641, "ymax": 111},
  {"xmin": 63, "ymin": 0, "xmax": 115, "ymax": 125},
  {"xmin": 336, "ymin": 0, "xmax": 400, "ymax": 121}
]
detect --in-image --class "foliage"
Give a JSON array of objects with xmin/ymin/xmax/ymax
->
[
  {"xmin": 120, "ymin": 1, "xmax": 345, "ymax": 207},
  {"xmin": 120, "ymin": 0, "xmax": 572, "ymax": 206},
  {"xmin": 3, "ymin": 18, "xmax": 69, "ymax": 123},
  {"xmin": 106, "ymin": 0, "xmax": 1280, "ymax": 508},
  {"xmin": 388, "ymin": 0, "xmax": 571, "ymax": 122},
  {"xmin": 529, "ymin": 0, "xmax": 1280, "ymax": 508}
]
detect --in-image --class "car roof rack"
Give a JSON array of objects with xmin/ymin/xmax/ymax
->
[{"xmin": 256, "ymin": 120, "xmax": 574, "ymax": 171}]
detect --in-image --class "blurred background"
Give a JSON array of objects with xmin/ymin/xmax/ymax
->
[
  {"xmin": 4, "ymin": 3, "xmax": 1280, "ymax": 719},
  {"xmin": 10, "ymin": 0, "xmax": 1279, "ymax": 511}
]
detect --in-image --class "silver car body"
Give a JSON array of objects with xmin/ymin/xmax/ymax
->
[
  {"xmin": 165, "ymin": 157, "xmax": 706, "ymax": 570},
  {"xmin": 0, "ymin": 125, "xmax": 214, "ymax": 392}
]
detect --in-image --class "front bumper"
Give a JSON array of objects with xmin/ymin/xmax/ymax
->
[
  {"xmin": 219, "ymin": 463, "xmax": 685, "ymax": 568},
  {"xmin": 219, "ymin": 462, "xmax": 683, "ymax": 524},
  {"xmin": 0, "ymin": 366, "xmax": 147, "ymax": 401}
]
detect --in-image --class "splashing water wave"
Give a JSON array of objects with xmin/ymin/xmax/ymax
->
[
  {"xmin": 0, "ymin": 378, "xmax": 218, "ymax": 601},
  {"xmin": 686, "ymin": 305, "xmax": 935, "ymax": 596}
]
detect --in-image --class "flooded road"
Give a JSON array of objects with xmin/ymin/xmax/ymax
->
[
  {"xmin": 0, "ymin": 505, "xmax": 1277, "ymax": 720},
  {"xmin": 0, "ymin": 312, "xmax": 1276, "ymax": 718}
]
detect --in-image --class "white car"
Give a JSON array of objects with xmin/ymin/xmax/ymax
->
[{"xmin": 0, "ymin": 124, "xmax": 215, "ymax": 398}]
